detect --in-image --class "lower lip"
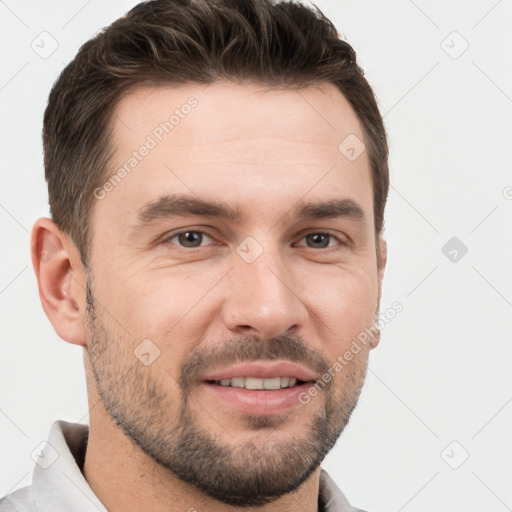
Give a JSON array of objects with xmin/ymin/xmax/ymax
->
[{"xmin": 200, "ymin": 381, "xmax": 313, "ymax": 415}]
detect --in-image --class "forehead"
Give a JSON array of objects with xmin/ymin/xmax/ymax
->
[
  {"xmin": 95, "ymin": 80, "xmax": 373, "ymax": 235},
  {"xmin": 111, "ymin": 80, "xmax": 365, "ymax": 159}
]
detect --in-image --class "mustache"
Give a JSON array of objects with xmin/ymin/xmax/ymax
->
[{"xmin": 178, "ymin": 333, "xmax": 331, "ymax": 395}]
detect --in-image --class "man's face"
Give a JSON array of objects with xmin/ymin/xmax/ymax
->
[{"xmin": 84, "ymin": 81, "xmax": 385, "ymax": 506}]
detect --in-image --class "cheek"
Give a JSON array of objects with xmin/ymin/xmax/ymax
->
[
  {"xmin": 95, "ymin": 267, "xmax": 221, "ymax": 351},
  {"xmin": 97, "ymin": 267, "xmax": 175, "ymax": 317},
  {"xmin": 304, "ymin": 264, "xmax": 379, "ymax": 325},
  {"xmin": 301, "ymin": 265, "xmax": 379, "ymax": 366}
]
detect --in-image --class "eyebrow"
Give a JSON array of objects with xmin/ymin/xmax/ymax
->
[
  {"xmin": 292, "ymin": 198, "xmax": 365, "ymax": 224},
  {"xmin": 134, "ymin": 194, "xmax": 365, "ymax": 227},
  {"xmin": 136, "ymin": 195, "xmax": 243, "ymax": 224}
]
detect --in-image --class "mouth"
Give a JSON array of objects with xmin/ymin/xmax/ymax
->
[
  {"xmin": 199, "ymin": 361, "xmax": 319, "ymax": 415},
  {"xmin": 205, "ymin": 376, "xmax": 310, "ymax": 390}
]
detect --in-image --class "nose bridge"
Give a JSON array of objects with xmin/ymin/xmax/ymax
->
[{"xmin": 222, "ymin": 237, "xmax": 307, "ymax": 337}]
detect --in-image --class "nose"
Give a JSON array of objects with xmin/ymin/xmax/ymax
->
[{"xmin": 220, "ymin": 246, "xmax": 308, "ymax": 340}]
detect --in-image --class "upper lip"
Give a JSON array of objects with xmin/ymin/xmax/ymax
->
[{"xmin": 201, "ymin": 361, "xmax": 319, "ymax": 382}]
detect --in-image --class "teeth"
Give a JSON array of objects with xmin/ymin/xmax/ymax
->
[
  {"xmin": 230, "ymin": 377, "xmax": 245, "ymax": 388},
  {"xmin": 245, "ymin": 377, "xmax": 263, "ymax": 389},
  {"xmin": 263, "ymin": 377, "xmax": 281, "ymax": 390},
  {"xmin": 213, "ymin": 376, "xmax": 301, "ymax": 389}
]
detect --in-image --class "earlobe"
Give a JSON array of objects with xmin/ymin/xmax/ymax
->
[
  {"xmin": 30, "ymin": 218, "xmax": 87, "ymax": 346},
  {"xmin": 369, "ymin": 329, "xmax": 381, "ymax": 349}
]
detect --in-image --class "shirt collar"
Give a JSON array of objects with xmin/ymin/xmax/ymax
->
[
  {"xmin": 318, "ymin": 468, "xmax": 359, "ymax": 512},
  {"xmin": 33, "ymin": 420, "xmax": 106, "ymax": 512},
  {"xmin": 32, "ymin": 420, "xmax": 357, "ymax": 512}
]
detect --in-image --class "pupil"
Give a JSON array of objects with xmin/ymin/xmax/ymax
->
[
  {"xmin": 308, "ymin": 233, "xmax": 329, "ymax": 248},
  {"xmin": 179, "ymin": 231, "xmax": 201, "ymax": 247}
]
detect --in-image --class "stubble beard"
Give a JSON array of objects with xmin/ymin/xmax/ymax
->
[{"xmin": 84, "ymin": 274, "xmax": 368, "ymax": 507}]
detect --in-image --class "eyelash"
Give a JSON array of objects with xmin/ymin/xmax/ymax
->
[{"xmin": 161, "ymin": 229, "xmax": 347, "ymax": 250}]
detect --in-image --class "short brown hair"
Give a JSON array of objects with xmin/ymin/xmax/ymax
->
[{"xmin": 43, "ymin": 0, "xmax": 389, "ymax": 267}]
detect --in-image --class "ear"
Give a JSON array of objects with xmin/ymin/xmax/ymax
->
[
  {"xmin": 370, "ymin": 236, "xmax": 387, "ymax": 349},
  {"xmin": 377, "ymin": 237, "xmax": 387, "ymax": 301},
  {"xmin": 30, "ymin": 218, "xmax": 87, "ymax": 346}
]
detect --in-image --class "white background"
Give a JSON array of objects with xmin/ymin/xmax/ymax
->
[{"xmin": 1, "ymin": 1, "xmax": 511, "ymax": 511}]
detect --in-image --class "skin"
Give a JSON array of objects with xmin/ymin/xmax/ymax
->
[{"xmin": 31, "ymin": 80, "xmax": 387, "ymax": 512}]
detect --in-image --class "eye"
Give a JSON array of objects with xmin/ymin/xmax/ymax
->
[
  {"xmin": 160, "ymin": 229, "xmax": 346, "ymax": 251},
  {"xmin": 295, "ymin": 231, "xmax": 345, "ymax": 250},
  {"xmin": 162, "ymin": 230, "xmax": 215, "ymax": 248}
]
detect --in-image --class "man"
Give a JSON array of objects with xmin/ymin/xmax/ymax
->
[{"xmin": 1, "ymin": 0, "xmax": 388, "ymax": 510}]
